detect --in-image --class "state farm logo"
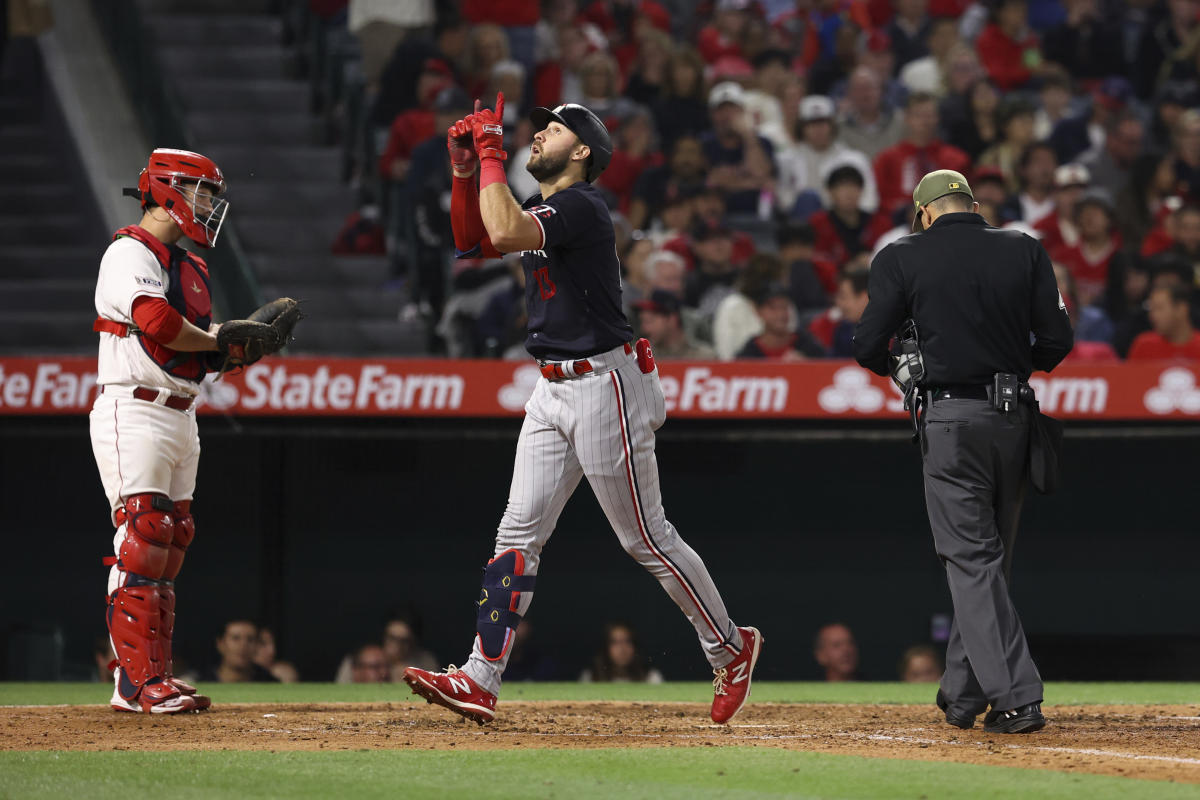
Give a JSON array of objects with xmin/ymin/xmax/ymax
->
[
  {"xmin": 200, "ymin": 364, "xmax": 465, "ymax": 412},
  {"xmin": 818, "ymin": 367, "xmax": 886, "ymax": 413},
  {"xmin": 1026, "ymin": 375, "xmax": 1107, "ymax": 414},
  {"xmin": 1144, "ymin": 368, "xmax": 1200, "ymax": 415},
  {"xmin": 661, "ymin": 367, "xmax": 788, "ymax": 413},
  {"xmin": 498, "ymin": 364, "xmax": 541, "ymax": 411}
]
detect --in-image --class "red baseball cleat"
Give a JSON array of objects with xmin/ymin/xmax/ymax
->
[
  {"xmin": 403, "ymin": 665, "xmax": 497, "ymax": 725},
  {"xmin": 110, "ymin": 674, "xmax": 198, "ymax": 714},
  {"xmin": 710, "ymin": 627, "xmax": 763, "ymax": 724}
]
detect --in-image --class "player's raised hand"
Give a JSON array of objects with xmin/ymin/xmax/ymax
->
[
  {"xmin": 471, "ymin": 92, "xmax": 507, "ymax": 162},
  {"xmin": 447, "ymin": 117, "xmax": 477, "ymax": 177}
]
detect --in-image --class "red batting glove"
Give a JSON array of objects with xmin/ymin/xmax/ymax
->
[
  {"xmin": 471, "ymin": 92, "xmax": 507, "ymax": 163},
  {"xmin": 447, "ymin": 116, "xmax": 477, "ymax": 178}
]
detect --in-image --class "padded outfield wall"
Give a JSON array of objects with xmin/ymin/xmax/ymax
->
[{"xmin": 2, "ymin": 405, "xmax": 1197, "ymax": 684}]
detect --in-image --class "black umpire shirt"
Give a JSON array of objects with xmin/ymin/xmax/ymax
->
[
  {"xmin": 853, "ymin": 213, "xmax": 1074, "ymax": 384},
  {"xmin": 519, "ymin": 182, "xmax": 634, "ymax": 361}
]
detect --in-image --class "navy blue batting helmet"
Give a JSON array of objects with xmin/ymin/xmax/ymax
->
[{"xmin": 529, "ymin": 104, "xmax": 613, "ymax": 183}]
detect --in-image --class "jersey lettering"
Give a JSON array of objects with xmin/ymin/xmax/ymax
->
[{"xmin": 533, "ymin": 267, "xmax": 557, "ymax": 301}]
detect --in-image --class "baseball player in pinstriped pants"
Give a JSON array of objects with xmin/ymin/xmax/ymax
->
[{"xmin": 403, "ymin": 94, "xmax": 762, "ymax": 724}]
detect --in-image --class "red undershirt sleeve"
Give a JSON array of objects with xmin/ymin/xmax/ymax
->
[
  {"xmin": 451, "ymin": 173, "xmax": 504, "ymax": 258},
  {"xmin": 131, "ymin": 294, "xmax": 184, "ymax": 344}
]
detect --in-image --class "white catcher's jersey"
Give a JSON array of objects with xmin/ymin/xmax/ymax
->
[{"xmin": 94, "ymin": 237, "xmax": 200, "ymax": 397}]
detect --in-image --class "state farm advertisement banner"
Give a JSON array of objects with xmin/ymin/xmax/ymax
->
[{"xmin": 2, "ymin": 356, "xmax": 1199, "ymax": 420}]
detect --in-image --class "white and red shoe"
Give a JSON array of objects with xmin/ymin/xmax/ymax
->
[
  {"xmin": 403, "ymin": 665, "xmax": 497, "ymax": 725},
  {"xmin": 109, "ymin": 664, "xmax": 198, "ymax": 714},
  {"xmin": 710, "ymin": 626, "xmax": 763, "ymax": 724}
]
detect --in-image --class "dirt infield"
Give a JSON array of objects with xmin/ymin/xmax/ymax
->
[{"xmin": 4, "ymin": 702, "xmax": 1198, "ymax": 783}]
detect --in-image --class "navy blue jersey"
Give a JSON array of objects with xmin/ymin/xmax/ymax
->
[{"xmin": 518, "ymin": 182, "xmax": 634, "ymax": 360}]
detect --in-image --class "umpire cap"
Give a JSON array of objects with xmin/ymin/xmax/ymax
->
[{"xmin": 530, "ymin": 103, "xmax": 613, "ymax": 183}]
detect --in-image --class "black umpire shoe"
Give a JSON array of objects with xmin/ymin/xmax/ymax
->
[
  {"xmin": 983, "ymin": 703, "xmax": 1046, "ymax": 734},
  {"xmin": 936, "ymin": 689, "xmax": 978, "ymax": 730}
]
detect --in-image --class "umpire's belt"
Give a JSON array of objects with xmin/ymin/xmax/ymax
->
[
  {"xmin": 538, "ymin": 341, "xmax": 633, "ymax": 382},
  {"xmin": 102, "ymin": 384, "xmax": 196, "ymax": 411},
  {"xmin": 927, "ymin": 384, "xmax": 990, "ymax": 403}
]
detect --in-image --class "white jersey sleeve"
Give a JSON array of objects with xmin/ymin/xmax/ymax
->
[{"xmin": 95, "ymin": 237, "xmax": 169, "ymax": 323}]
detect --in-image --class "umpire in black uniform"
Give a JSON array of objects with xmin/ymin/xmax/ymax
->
[{"xmin": 853, "ymin": 170, "xmax": 1073, "ymax": 734}]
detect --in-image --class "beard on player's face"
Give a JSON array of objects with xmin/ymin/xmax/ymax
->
[{"xmin": 526, "ymin": 146, "xmax": 573, "ymax": 182}]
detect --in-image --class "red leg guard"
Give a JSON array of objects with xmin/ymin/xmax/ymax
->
[
  {"xmin": 163, "ymin": 501, "xmax": 194, "ymax": 581},
  {"xmin": 114, "ymin": 493, "xmax": 175, "ymax": 580},
  {"xmin": 107, "ymin": 584, "xmax": 166, "ymax": 695}
]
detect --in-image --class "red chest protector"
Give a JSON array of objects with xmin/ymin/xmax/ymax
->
[{"xmin": 114, "ymin": 225, "xmax": 213, "ymax": 383}]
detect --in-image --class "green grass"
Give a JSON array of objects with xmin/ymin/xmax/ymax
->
[
  {"xmin": 2, "ymin": 681, "xmax": 1198, "ymax": 707},
  {"xmin": 1, "ymin": 749, "xmax": 1197, "ymax": 800}
]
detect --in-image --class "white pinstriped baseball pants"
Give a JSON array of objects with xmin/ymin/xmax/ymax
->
[{"xmin": 461, "ymin": 350, "xmax": 743, "ymax": 695}]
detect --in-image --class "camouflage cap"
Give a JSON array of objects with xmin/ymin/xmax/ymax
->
[{"xmin": 912, "ymin": 169, "xmax": 973, "ymax": 231}]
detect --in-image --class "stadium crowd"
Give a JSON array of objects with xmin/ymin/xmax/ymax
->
[
  {"xmin": 316, "ymin": 0, "xmax": 1200, "ymax": 362},
  {"xmin": 105, "ymin": 615, "xmax": 931, "ymax": 683}
]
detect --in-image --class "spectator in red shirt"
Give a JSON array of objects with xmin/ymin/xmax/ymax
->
[
  {"xmin": 1128, "ymin": 283, "xmax": 1200, "ymax": 360},
  {"xmin": 976, "ymin": 0, "xmax": 1044, "ymax": 91},
  {"xmin": 532, "ymin": 24, "xmax": 595, "ymax": 110},
  {"xmin": 377, "ymin": 63, "xmax": 456, "ymax": 180},
  {"xmin": 808, "ymin": 266, "xmax": 870, "ymax": 357},
  {"xmin": 873, "ymin": 92, "xmax": 970, "ymax": 216},
  {"xmin": 598, "ymin": 108, "xmax": 664, "ymax": 215},
  {"xmin": 1035, "ymin": 162, "xmax": 1089, "ymax": 253},
  {"xmin": 697, "ymin": 0, "xmax": 752, "ymax": 64},
  {"xmin": 809, "ymin": 165, "xmax": 891, "ymax": 268},
  {"xmin": 737, "ymin": 283, "xmax": 828, "ymax": 360},
  {"xmin": 1053, "ymin": 189, "xmax": 1120, "ymax": 308},
  {"xmin": 772, "ymin": 0, "xmax": 823, "ymax": 69}
]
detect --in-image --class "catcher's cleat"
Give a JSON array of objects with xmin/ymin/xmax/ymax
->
[
  {"xmin": 403, "ymin": 665, "xmax": 496, "ymax": 725},
  {"xmin": 110, "ymin": 668, "xmax": 198, "ymax": 714},
  {"xmin": 710, "ymin": 626, "xmax": 763, "ymax": 724}
]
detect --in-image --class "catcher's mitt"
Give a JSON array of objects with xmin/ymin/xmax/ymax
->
[{"xmin": 210, "ymin": 297, "xmax": 303, "ymax": 374}]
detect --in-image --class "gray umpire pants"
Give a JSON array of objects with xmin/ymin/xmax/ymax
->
[{"xmin": 921, "ymin": 396, "xmax": 1044, "ymax": 714}]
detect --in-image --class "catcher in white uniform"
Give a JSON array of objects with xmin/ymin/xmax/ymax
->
[{"xmin": 90, "ymin": 149, "xmax": 299, "ymax": 713}]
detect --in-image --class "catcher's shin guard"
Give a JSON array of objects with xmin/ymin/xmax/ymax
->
[
  {"xmin": 107, "ymin": 582, "xmax": 167, "ymax": 694},
  {"xmin": 104, "ymin": 493, "xmax": 178, "ymax": 707},
  {"xmin": 475, "ymin": 549, "xmax": 535, "ymax": 661}
]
